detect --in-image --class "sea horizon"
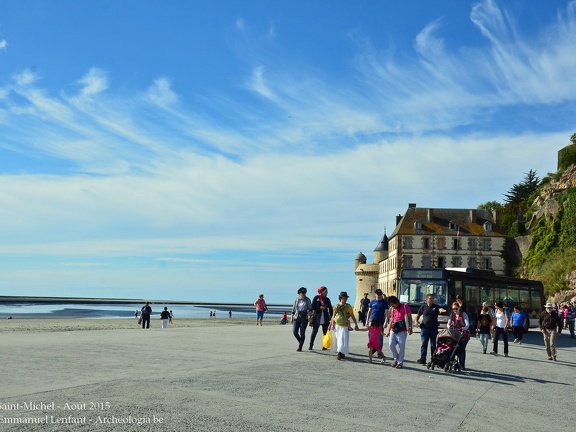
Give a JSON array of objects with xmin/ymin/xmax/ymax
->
[{"xmin": 0, "ymin": 296, "xmax": 292, "ymax": 319}]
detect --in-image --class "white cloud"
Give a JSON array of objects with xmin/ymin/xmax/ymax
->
[
  {"xmin": 78, "ymin": 68, "xmax": 109, "ymax": 96},
  {"xmin": 145, "ymin": 77, "xmax": 178, "ymax": 107},
  {"xmin": 13, "ymin": 68, "xmax": 39, "ymax": 86},
  {"xmin": 0, "ymin": 39, "xmax": 7, "ymax": 50}
]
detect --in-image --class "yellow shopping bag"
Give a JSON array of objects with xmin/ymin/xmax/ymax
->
[{"xmin": 322, "ymin": 331, "xmax": 332, "ymax": 349}]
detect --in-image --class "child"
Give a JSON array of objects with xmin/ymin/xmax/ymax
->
[
  {"xmin": 357, "ymin": 318, "xmax": 386, "ymax": 363},
  {"xmin": 435, "ymin": 338, "xmax": 454, "ymax": 354}
]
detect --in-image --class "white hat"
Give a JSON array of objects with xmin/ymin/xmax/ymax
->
[{"xmin": 545, "ymin": 303, "xmax": 554, "ymax": 308}]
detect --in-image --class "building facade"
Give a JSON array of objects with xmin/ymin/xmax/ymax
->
[{"xmin": 354, "ymin": 204, "xmax": 506, "ymax": 310}]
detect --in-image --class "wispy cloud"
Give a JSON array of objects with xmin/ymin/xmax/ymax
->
[{"xmin": 0, "ymin": 39, "xmax": 7, "ymax": 51}]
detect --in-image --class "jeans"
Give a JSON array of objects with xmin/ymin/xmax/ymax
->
[
  {"xmin": 568, "ymin": 320, "xmax": 575, "ymax": 338},
  {"xmin": 292, "ymin": 320, "xmax": 308, "ymax": 349},
  {"xmin": 493, "ymin": 326, "xmax": 508, "ymax": 354},
  {"xmin": 389, "ymin": 330, "xmax": 408, "ymax": 365},
  {"xmin": 479, "ymin": 333, "xmax": 490, "ymax": 352},
  {"xmin": 420, "ymin": 327, "xmax": 438, "ymax": 361},
  {"xmin": 512, "ymin": 325, "xmax": 524, "ymax": 341},
  {"xmin": 458, "ymin": 339, "xmax": 469, "ymax": 368},
  {"xmin": 141, "ymin": 315, "xmax": 150, "ymax": 329},
  {"xmin": 309, "ymin": 322, "xmax": 329, "ymax": 348}
]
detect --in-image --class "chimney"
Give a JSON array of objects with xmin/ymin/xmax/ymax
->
[
  {"xmin": 469, "ymin": 210, "xmax": 474, "ymax": 223},
  {"xmin": 408, "ymin": 203, "xmax": 416, "ymax": 208},
  {"xmin": 427, "ymin": 208, "xmax": 432, "ymax": 222},
  {"xmin": 396, "ymin": 214, "xmax": 403, "ymax": 225}
]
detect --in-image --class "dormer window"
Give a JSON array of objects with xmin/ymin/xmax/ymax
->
[
  {"xmin": 414, "ymin": 221, "xmax": 422, "ymax": 230},
  {"xmin": 449, "ymin": 221, "xmax": 457, "ymax": 231},
  {"xmin": 484, "ymin": 221, "xmax": 492, "ymax": 232}
]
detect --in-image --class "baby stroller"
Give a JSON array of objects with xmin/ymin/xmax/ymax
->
[{"xmin": 427, "ymin": 328, "xmax": 462, "ymax": 373}]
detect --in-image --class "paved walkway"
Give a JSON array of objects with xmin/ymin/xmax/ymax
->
[{"xmin": 1, "ymin": 325, "xmax": 575, "ymax": 431}]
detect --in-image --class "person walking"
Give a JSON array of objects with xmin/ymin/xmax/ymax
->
[
  {"xmin": 309, "ymin": 286, "xmax": 333, "ymax": 350},
  {"xmin": 476, "ymin": 305, "xmax": 492, "ymax": 354},
  {"xmin": 357, "ymin": 318, "xmax": 386, "ymax": 363},
  {"xmin": 329, "ymin": 291, "xmax": 359, "ymax": 360},
  {"xmin": 160, "ymin": 306, "xmax": 171, "ymax": 329},
  {"xmin": 365, "ymin": 289, "xmax": 389, "ymax": 356},
  {"xmin": 511, "ymin": 305, "xmax": 528, "ymax": 344},
  {"xmin": 491, "ymin": 301, "xmax": 509, "ymax": 357},
  {"xmin": 562, "ymin": 304, "xmax": 575, "ymax": 338},
  {"xmin": 359, "ymin": 293, "xmax": 370, "ymax": 326},
  {"xmin": 291, "ymin": 287, "xmax": 312, "ymax": 352},
  {"xmin": 447, "ymin": 302, "xmax": 471, "ymax": 370},
  {"xmin": 415, "ymin": 294, "xmax": 445, "ymax": 365},
  {"xmin": 539, "ymin": 302, "xmax": 563, "ymax": 361},
  {"xmin": 385, "ymin": 295, "xmax": 412, "ymax": 369},
  {"xmin": 254, "ymin": 294, "xmax": 268, "ymax": 326},
  {"xmin": 140, "ymin": 302, "xmax": 152, "ymax": 329}
]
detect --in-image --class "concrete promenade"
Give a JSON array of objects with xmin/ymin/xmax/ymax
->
[{"xmin": 1, "ymin": 323, "xmax": 575, "ymax": 431}]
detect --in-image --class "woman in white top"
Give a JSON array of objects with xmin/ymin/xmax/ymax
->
[{"xmin": 491, "ymin": 301, "xmax": 510, "ymax": 357}]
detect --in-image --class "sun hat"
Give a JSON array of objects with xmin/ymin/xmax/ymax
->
[
  {"xmin": 545, "ymin": 303, "xmax": 554, "ymax": 308},
  {"xmin": 339, "ymin": 291, "xmax": 349, "ymax": 299}
]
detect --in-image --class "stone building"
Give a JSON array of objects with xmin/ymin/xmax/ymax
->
[{"xmin": 354, "ymin": 203, "xmax": 506, "ymax": 310}]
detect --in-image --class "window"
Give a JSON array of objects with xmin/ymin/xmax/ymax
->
[
  {"xmin": 453, "ymin": 238, "xmax": 460, "ymax": 250},
  {"xmin": 483, "ymin": 258, "xmax": 490, "ymax": 269},
  {"xmin": 484, "ymin": 221, "xmax": 492, "ymax": 232},
  {"xmin": 437, "ymin": 237, "xmax": 446, "ymax": 249},
  {"xmin": 437, "ymin": 256, "xmax": 445, "ymax": 268},
  {"xmin": 483, "ymin": 239, "xmax": 491, "ymax": 251},
  {"xmin": 452, "ymin": 256, "xmax": 462, "ymax": 267},
  {"xmin": 449, "ymin": 222, "xmax": 457, "ymax": 231},
  {"xmin": 422, "ymin": 256, "xmax": 431, "ymax": 268},
  {"xmin": 402, "ymin": 255, "xmax": 413, "ymax": 268},
  {"xmin": 403, "ymin": 236, "xmax": 413, "ymax": 249},
  {"xmin": 414, "ymin": 221, "xmax": 423, "ymax": 230},
  {"xmin": 422, "ymin": 237, "xmax": 430, "ymax": 249},
  {"xmin": 469, "ymin": 238, "xmax": 477, "ymax": 250},
  {"xmin": 467, "ymin": 257, "xmax": 476, "ymax": 268}
]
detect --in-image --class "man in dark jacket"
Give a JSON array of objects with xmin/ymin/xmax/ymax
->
[
  {"xmin": 538, "ymin": 302, "xmax": 562, "ymax": 361},
  {"xmin": 308, "ymin": 286, "xmax": 333, "ymax": 350}
]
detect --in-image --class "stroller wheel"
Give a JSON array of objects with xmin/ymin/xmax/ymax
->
[
  {"xmin": 444, "ymin": 364, "xmax": 450, "ymax": 372},
  {"xmin": 453, "ymin": 364, "xmax": 461, "ymax": 372},
  {"xmin": 426, "ymin": 362, "xmax": 431, "ymax": 370}
]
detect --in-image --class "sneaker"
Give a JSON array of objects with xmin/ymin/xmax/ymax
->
[
  {"xmin": 513, "ymin": 339, "xmax": 518, "ymax": 343},
  {"xmin": 553, "ymin": 357, "xmax": 557, "ymax": 361},
  {"xmin": 308, "ymin": 345, "xmax": 313, "ymax": 350},
  {"xmin": 548, "ymin": 356, "xmax": 553, "ymax": 360},
  {"xmin": 490, "ymin": 352, "xmax": 498, "ymax": 356},
  {"xmin": 336, "ymin": 352, "xmax": 343, "ymax": 360},
  {"xmin": 296, "ymin": 346, "xmax": 302, "ymax": 352},
  {"xmin": 518, "ymin": 341, "xmax": 522, "ymax": 345},
  {"xmin": 416, "ymin": 358, "xmax": 426, "ymax": 364}
]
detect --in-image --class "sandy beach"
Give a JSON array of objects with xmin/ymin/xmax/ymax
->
[
  {"xmin": 0, "ymin": 317, "xmax": 257, "ymax": 333},
  {"xmin": 1, "ymin": 319, "xmax": 575, "ymax": 431}
]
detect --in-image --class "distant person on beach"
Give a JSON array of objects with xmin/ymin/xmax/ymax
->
[
  {"xmin": 229, "ymin": 311, "xmax": 232, "ymax": 318},
  {"xmin": 291, "ymin": 287, "xmax": 312, "ymax": 352},
  {"xmin": 141, "ymin": 302, "xmax": 152, "ymax": 329},
  {"xmin": 134, "ymin": 310, "xmax": 138, "ymax": 319},
  {"xmin": 280, "ymin": 312, "xmax": 287, "ymax": 325},
  {"xmin": 308, "ymin": 286, "xmax": 333, "ymax": 350},
  {"xmin": 254, "ymin": 294, "xmax": 268, "ymax": 326},
  {"xmin": 160, "ymin": 307, "xmax": 171, "ymax": 329}
]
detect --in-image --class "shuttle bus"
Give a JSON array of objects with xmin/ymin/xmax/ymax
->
[{"xmin": 397, "ymin": 268, "xmax": 545, "ymax": 329}]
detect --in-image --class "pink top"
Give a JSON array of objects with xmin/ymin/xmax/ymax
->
[
  {"xmin": 367, "ymin": 326, "xmax": 382, "ymax": 351},
  {"xmin": 391, "ymin": 303, "xmax": 410, "ymax": 323},
  {"xmin": 254, "ymin": 298, "xmax": 267, "ymax": 311}
]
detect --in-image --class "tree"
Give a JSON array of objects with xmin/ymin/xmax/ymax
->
[
  {"xmin": 571, "ymin": 132, "xmax": 576, "ymax": 145},
  {"xmin": 502, "ymin": 169, "xmax": 540, "ymax": 205}
]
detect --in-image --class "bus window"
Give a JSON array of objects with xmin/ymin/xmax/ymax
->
[
  {"xmin": 493, "ymin": 288, "xmax": 504, "ymax": 304},
  {"xmin": 504, "ymin": 288, "xmax": 519, "ymax": 308},
  {"xmin": 465, "ymin": 283, "xmax": 481, "ymax": 311},
  {"xmin": 480, "ymin": 284, "xmax": 492, "ymax": 305},
  {"xmin": 454, "ymin": 281, "xmax": 463, "ymax": 302}
]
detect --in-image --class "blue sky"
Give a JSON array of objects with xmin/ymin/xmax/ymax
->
[{"xmin": 0, "ymin": 0, "xmax": 574, "ymax": 304}]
